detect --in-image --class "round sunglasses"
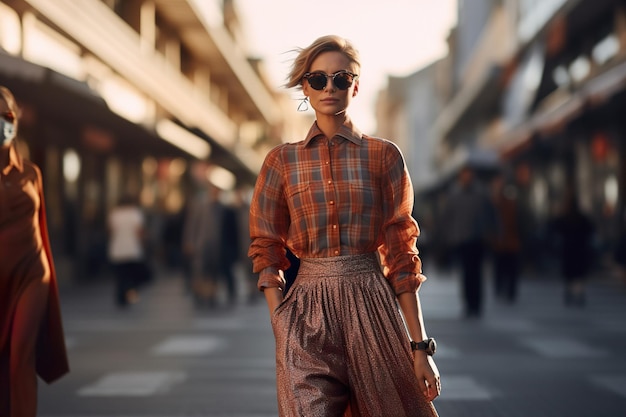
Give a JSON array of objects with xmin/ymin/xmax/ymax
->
[
  {"xmin": 303, "ymin": 71, "xmax": 359, "ymax": 91},
  {"xmin": 1, "ymin": 111, "xmax": 15, "ymax": 123}
]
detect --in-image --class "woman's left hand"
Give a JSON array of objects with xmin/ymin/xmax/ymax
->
[{"xmin": 413, "ymin": 352, "xmax": 441, "ymax": 402}]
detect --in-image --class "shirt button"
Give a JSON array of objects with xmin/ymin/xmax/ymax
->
[
  {"xmin": 334, "ymin": 250, "xmax": 339, "ymax": 255},
  {"xmin": 327, "ymin": 180, "xmax": 332, "ymax": 185},
  {"xmin": 329, "ymin": 200, "xmax": 335, "ymax": 205},
  {"xmin": 332, "ymin": 224, "xmax": 337, "ymax": 229},
  {"xmin": 325, "ymin": 161, "xmax": 329, "ymax": 165}
]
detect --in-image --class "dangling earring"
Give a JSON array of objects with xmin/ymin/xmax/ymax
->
[{"xmin": 297, "ymin": 97, "xmax": 309, "ymax": 112}]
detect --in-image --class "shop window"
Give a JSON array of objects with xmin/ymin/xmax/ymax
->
[
  {"xmin": 63, "ymin": 149, "xmax": 81, "ymax": 201},
  {"xmin": 552, "ymin": 65, "xmax": 570, "ymax": 87},
  {"xmin": 592, "ymin": 34, "xmax": 619, "ymax": 66},
  {"xmin": 569, "ymin": 56, "xmax": 591, "ymax": 84},
  {"xmin": 604, "ymin": 176, "xmax": 619, "ymax": 212}
]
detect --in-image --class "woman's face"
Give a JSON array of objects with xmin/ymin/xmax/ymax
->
[
  {"xmin": 0, "ymin": 95, "xmax": 17, "ymax": 148},
  {"xmin": 303, "ymin": 51, "xmax": 359, "ymax": 118}
]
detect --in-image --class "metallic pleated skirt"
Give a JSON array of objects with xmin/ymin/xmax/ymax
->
[{"xmin": 271, "ymin": 253, "xmax": 438, "ymax": 417}]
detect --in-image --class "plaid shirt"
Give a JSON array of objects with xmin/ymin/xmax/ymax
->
[{"xmin": 248, "ymin": 119, "xmax": 426, "ymax": 294}]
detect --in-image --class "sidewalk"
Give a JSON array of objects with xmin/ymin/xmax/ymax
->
[{"xmin": 39, "ymin": 265, "xmax": 626, "ymax": 417}]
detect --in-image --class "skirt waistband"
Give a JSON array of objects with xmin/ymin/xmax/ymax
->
[{"xmin": 298, "ymin": 253, "xmax": 380, "ymax": 277}]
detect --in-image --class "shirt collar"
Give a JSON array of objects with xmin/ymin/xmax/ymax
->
[
  {"xmin": 1, "ymin": 143, "xmax": 24, "ymax": 176},
  {"xmin": 303, "ymin": 117, "xmax": 363, "ymax": 147}
]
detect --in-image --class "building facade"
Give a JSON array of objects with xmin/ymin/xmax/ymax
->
[
  {"xmin": 378, "ymin": 0, "xmax": 626, "ymax": 274},
  {"xmin": 0, "ymin": 0, "xmax": 299, "ymax": 280}
]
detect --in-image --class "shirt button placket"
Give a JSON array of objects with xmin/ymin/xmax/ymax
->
[{"xmin": 323, "ymin": 141, "xmax": 340, "ymax": 256}]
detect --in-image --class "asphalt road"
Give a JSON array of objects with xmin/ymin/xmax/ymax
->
[{"xmin": 38, "ymin": 265, "xmax": 626, "ymax": 417}]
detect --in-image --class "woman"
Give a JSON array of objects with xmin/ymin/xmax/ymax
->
[
  {"xmin": 0, "ymin": 86, "xmax": 69, "ymax": 416},
  {"xmin": 249, "ymin": 36, "xmax": 440, "ymax": 417},
  {"xmin": 107, "ymin": 193, "xmax": 147, "ymax": 307}
]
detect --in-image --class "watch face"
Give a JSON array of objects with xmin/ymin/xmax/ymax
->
[{"xmin": 428, "ymin": 338, "xmax": 437, "ymax": 354}]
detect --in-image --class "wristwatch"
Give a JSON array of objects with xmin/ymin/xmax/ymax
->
[{"xmin": 410, "ymin": 337, "xmax": 437, "ymax": 356}]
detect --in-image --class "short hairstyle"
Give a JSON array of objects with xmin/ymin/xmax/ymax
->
[
  {"xmin": 0, "ymin": 85, "xmax": 19, "ymax": 114},
  {"xmin": 285, "ymin": 35, "xmax": 361, "ymax": 90},
  {"xmin": 0, "ymin": 85, "xmax": 20, "ymax": 133}
]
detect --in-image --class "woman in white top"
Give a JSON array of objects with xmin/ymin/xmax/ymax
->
[{"xmin": 108, "ymin": 194, "xmax": 145, "ymax": 307}]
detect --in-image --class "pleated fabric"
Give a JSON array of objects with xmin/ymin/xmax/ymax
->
[{"xmin": 271, "ymin": 253, "xmax": 438, "ymax": 417}]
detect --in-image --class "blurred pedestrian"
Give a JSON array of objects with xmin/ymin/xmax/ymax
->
[
  {"xmin": 184, "ymin": 184, "xmax": 239, "ymax": 307},
  {"xmin": 442, "ymin": 166, "xmax": 495, "ymax": 318},
  {"xmin": 551, "ymin": 190, "xmax": 595, "ymax": 307},
  {"xmin": 107, "ymin": 193, "xmax": 147, "ymax": 308},
  {"xmin": 183, "ymin": 181, "xmax": 221, "ymax": 307},
  {"xmin": 614, "ymin": 220, "xmax": 626, "ymax": 287},
  {"xmin": 234, "ymin": 186, "xmax": 262, "ymax": 303},
  {"xmin": 249, "ymin": 35, "xmax": 439, "ymax": 416},
  {"xmin": 218, "ymin": 189, "xmax": 240, "ymax": 307},
  {"xmin": 0, "ymin": 85, "xmax": 69, "ymax": 416},
  {"xmin": 489, "ymin": 174, "xmax": 522, "ymax": 303}
]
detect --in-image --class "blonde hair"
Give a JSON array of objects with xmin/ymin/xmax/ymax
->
[
  {"xmin": 0, "ymin": 85, "xmax": 19, "ymax": 128},
  {"xmin": 285, "ymin": 35, "xmax": 361, "ymax": 90},
  {"xmin": 0, "ymin": 86, "xmax": 18, "ymax": 112}
]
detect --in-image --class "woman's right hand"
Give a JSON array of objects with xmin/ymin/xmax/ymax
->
[{"xmin": 413, "ymin": 352, "xmax": 441, "ymax": 402}]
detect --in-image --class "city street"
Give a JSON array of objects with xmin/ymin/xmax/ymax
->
[{"xmin": 38, "ymin": 266, "xmax": 626, "ymax": 417}]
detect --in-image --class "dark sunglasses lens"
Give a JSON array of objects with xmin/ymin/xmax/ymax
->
[
  {"xmin": 308, "ymin": 74, "xmax": 327, "ymax": 90},
  {"xmin": 2, "ymin": 111, "xmax": 15, "ymax": 123},
  {"xmin": 333, "ymin": 73, "xmax": 352, "ymax": 90}
]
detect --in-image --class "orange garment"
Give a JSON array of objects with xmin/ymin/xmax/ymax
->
[
  {"xmin": 0, "ymin": 144, "xmax": 69, "ymax": 383},
  {"xmin": 249, "ymin": 119, "xmax": 425, "ymax": 294}
]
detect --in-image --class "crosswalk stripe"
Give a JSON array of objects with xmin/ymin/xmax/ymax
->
[
  {"xmin": 485, "ymin": 317, "xmax": 536, "ymax": 332},
  {"xmin": 151, "ymin": 335, "xmax": 225, "ymax": 356},
  {"xmin": 590, "ymin": 375, "xmax": 626, "ymax": 398},
  {"xmin": 438, "ymin": 375, "xmax": 493, "ymax": 400},
  {"xmin": 519, "ymin": 337, "xmax": 608, "ymax": 358},
  {"xmin": 77, "ymin": 371, "xmax": 186, "ymax": 396}
]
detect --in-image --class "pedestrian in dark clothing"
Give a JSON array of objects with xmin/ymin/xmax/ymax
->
[
  {"xmin": 489, "ymin": 174, "xmax": 522, "ymax": 303},
  {"xmin": 219, "ymin": 194, "xmax": 240, "ymax": 306},
  {"xmin": 551, "ymin": 191, "xmax": 595, "ymax": 307},
  {"xmin": 614, "ymin": 221, "xmax": 626, "ymax": 287},
  {"xmin": 442, "ymin": 166, "xmax": 495, "ymax": 317}
]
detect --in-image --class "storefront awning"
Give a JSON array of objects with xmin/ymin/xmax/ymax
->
[
  {"xmin": 498, "ymin": 57, "xmax": 626, "ymax": 158},
  {"xmin": 0, "ymin": 52, "xmax": 191, "ymax": 158}
]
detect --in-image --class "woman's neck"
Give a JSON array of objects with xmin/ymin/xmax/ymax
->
[{"xmin": 316, "ymin": 113, "xmax": 348, "ymax": 140}]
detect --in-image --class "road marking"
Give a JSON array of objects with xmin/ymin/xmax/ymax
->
[
  {"xmin": 520, "ymin": 337, "xmax": 608, "ymax": 358},
  {"xmin": 485, "ymin": 317, "xmax": 535, "ymax": 332},
  {"xmin": 590, "ymin": 375, "xmax": 626, "ymax": 398},
  {"xmin": 151, "ymin": 335, "xmax": 225, "ymax": 356},
  {"xmin": 64, "ymin": 336, "xmax": 77, "ymax": 349},
  {"xmin": 432, "ymin": 343, "xmax": 461, "ymax": 359},
  {"xmin": 438, "ymin": 375, "xmax": 493, "ymax": 400},
  {"xmin": 192, "ymin": 317, "xmax": 247, "ymax": 330},
  {"xmin": 77, "ymin": 371, "xmax": 186, "ymax": 396}
]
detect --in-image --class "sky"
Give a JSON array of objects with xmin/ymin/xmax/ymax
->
[{"xmin": 236, "ymin": 0, "xmax": 458, "ymax": 133}]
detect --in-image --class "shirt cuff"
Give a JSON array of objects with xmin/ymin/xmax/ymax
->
[
  {"xmin": 257, "ymin": 266, "xmax": 286, "ymax": 292},
  {"xmin": 391, "ymin": 272, "xmax": 427, "ymax": 295}
]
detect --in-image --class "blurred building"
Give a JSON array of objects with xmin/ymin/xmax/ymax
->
[
  {"xmin": 0, "ymin": 0, "xmax": 303, "ymax": 280},
  {"xmin": 377, "ymin": 0, "xmax": 626, "ymax": 273}
]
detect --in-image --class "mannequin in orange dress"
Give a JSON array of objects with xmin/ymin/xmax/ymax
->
[{"xmin": 0, "ymin": 86, "xmax": 69, "ymax": 417}]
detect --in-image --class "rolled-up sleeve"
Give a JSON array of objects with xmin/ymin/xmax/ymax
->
[
  {"xmin": 378, "ymin": 142, "xmax": 427, "ymax": 294},
  {"xmin": 248, "ymin": 145, "xmax": 291, "ymax": 290}
]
